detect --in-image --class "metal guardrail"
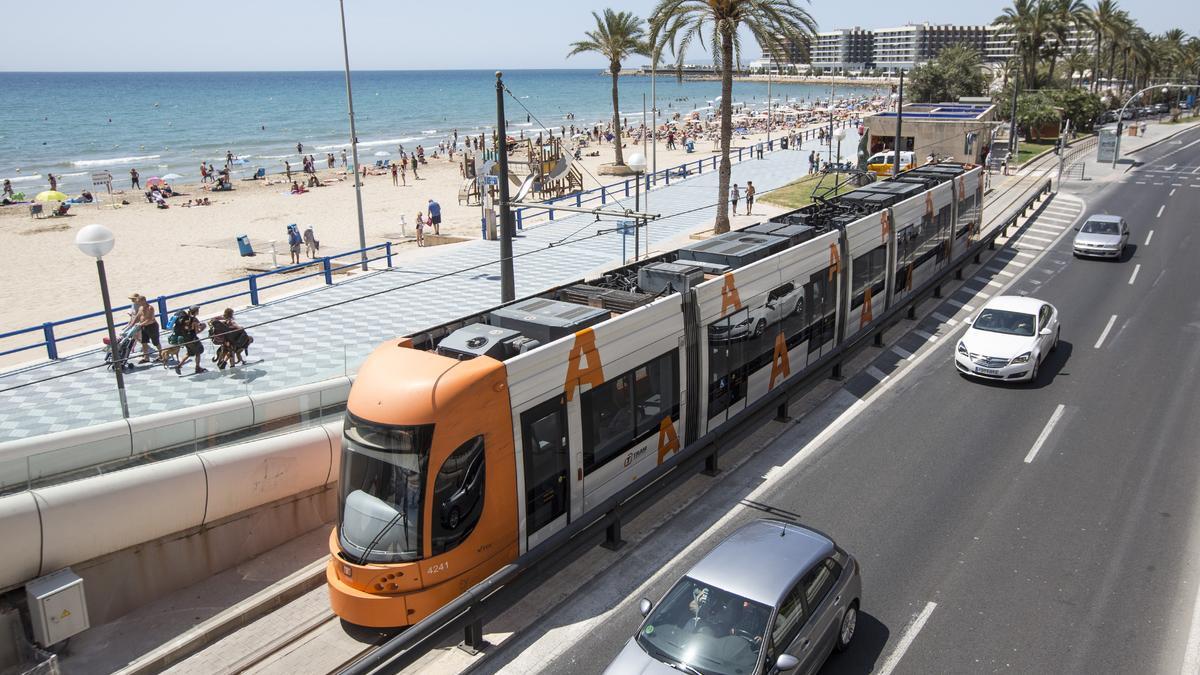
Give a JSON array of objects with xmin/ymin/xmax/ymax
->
[
  {"xmin": 512, "ymin": 119, "xmax": 856, "ymax": 230},
  {"xmin": 0, "ymin": 243, "xmax": 395, "ymax": 361},
  {"xmin": 341, "ymin": 163, "xmax": 1059, "ymax": 675}
]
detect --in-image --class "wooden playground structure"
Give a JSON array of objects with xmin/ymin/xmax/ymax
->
[{"xmin": 459, "ymin": 136, "xmax": 583, "ymax": 206}]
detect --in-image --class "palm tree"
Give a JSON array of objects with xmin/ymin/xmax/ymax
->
[
  {"xmin": 995, "ymin": 0, "xmax": 1053, "ymax": 87},
  {"xmin": 1085, "ymin": 0, "xmax": 1124, "ymax": 93},
  {"xmin": 1046, "ymin": 0, "xmax": 1089, "ymax": 84},
  {"xmin": 1161, "ymin": 29, "xmax": 1189, "ymax": 80},
  {"xmin": 650, "ymin": 0, "xmax": 816, "ymax": 234},
  {"xmin": 567, "ymin": 9, "xmax": 650, "ymax": 168}
]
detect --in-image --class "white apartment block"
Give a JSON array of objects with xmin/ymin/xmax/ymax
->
[{"xmin": 810, "ymin": 28, "xmax": 875, "ymax": 74}]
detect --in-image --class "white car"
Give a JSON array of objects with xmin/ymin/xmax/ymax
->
[{"xmin": 955, "ymin": 296, "xmax": 1060, "ymax": 383}]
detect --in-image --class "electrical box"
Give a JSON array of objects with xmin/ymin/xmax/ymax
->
[
  {"xmin": 25, "ymin": 569, "xmax": 89, "ymax": 647},
  {"xmin": 638, "ymin": 262, "xmax": 705, "ymax": 295}
]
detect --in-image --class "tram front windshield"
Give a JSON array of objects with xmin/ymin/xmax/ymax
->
[{"xmin": 339, "ymin": 415, "xmax": 434, "ymax": 564}]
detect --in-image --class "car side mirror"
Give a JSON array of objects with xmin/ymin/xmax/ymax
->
[
  {"xmin": 964, "ymin": 316, "xmax": 974, "ymax": 325},
  {"xmin": 775, "ymin": 654, "xmax": 800, "ymax": 672},
  {"xmin": 1073, "ymin": 226, "xmax": 1080, "ymax": 231},
  {"xmin": 1039, "ymin": 328, "xmax": 1052, "ymax": 336},
  {"xmin": 639, "ymin": 598, "xmax": 653, "ymax": 617}
]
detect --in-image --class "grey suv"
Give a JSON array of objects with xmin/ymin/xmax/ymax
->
[{"xmin": 605, "ymin": 519, "xmax": 862, "ymax": 675}]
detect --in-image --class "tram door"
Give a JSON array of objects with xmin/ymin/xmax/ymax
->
[{"xmin": 520, "ymin": 395, "xmax": 571, "ymax": 549}]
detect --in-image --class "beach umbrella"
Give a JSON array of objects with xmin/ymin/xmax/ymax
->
[
  {"xmin": 161, "ymin": 173, "xmax": 183, "ymax": 181},
  {"xmin": 373, "ymin": 150, "xmax": 390, "ymax": 157},
  {"xmin": 145, "ymin": 176, "xmax": 164, "ymax": 187},
  {"xmin": 34, "ymin": 190, "xmax": 68, "ymax": 202}
]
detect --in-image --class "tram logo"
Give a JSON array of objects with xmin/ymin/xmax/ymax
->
[
  {"xmin": 768, "ymin": 332, "xmax": 791, "ymax": 390},
  {"xmin": 656, "ymin": 417, "xmax": 680, "ymax": 465},
  {"xmin": 564, "ymin": 328, "xmax": 605, "ymax": 402},
  {"xmin": 720, "ymin": 273, "xmax": 743, "ymax": 317}
]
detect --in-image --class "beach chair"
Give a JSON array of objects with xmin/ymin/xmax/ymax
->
[
  {"xmin": 29, "ymin": 203, "xmax": 43, "ymax": 218},
  {"xmin": 374, "ymin": 160, "xmax": 383, "ymax": 169}
]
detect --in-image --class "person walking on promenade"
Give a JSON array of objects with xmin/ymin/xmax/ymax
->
[
  {"xmin": 130, "ymin": 168, "xmax": 140, "ymax": 189},
  {"xmin": 47, "ymin": 173, "xmax": 57, "ymax": 191},
  {"xmin": 173, "ymin": 306, "xmax": 207, "ymax": 376},
  {"xmin": 731, "ymin": 183, "xmax": 740, "ymax": 214},
  {"xmin": 391, "ymin": 163, "xmax": 398, "ymax": 186},
  {"xmin": 303, "ymin": 225, "xmax": 319, "ymax": 259},
  {"xmin": 427, "ymin": 199, "xmax": 442, "ymax": 236},
  {"xmin": 287, "ymin": 224, "xmax": 302, "ymax": 264},
  {"xmin": 745, "ymin": 181, "xmax": 755, "ymax": 216},
  {"xmin": 133, "ymin": 294, "xmax": 160, "ymax": 363}
]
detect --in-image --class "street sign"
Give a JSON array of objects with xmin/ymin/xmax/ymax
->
[
  {"xmin": 618, "ymin": 219, "xmax": 636, "ymax": 236},
  {"xmin": 484, "ymin": 175, "xmax": 499, "ymax": 186}
]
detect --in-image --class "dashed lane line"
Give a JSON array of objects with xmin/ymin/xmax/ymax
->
[
  {"xmin": 1095, "ymin": 314, "xmax": 1118, "ymax": 349},
  {"xmin": 877, "ymin": 602, "xmax": 939, "ymax": 675},
  {"xmin": 1158, "ymin": 205, "xmax": 1166, "ymax": 218},
  {"xmin": 1024, "ymin": 404, "xmax": 1066, "ymax": 464},
  {"xmin": 1146, "ymin": 230, "xmax": 1154, "ymax": 246},
  {"xmin": 1129, "ymin": 264, "xmax": 1141, "ymax": 285}
]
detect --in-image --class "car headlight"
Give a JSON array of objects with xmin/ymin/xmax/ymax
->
[
  {"xmin": 735, "ymin": 318, "xmax": 753, "ymax": 327},
  {"xmin": 1010, "ymin": 352, "xmax": 1032, "ymax": 364},
  {"xmin": 957, "ymin": 341, "xmax": 968, "ymax": 356}
]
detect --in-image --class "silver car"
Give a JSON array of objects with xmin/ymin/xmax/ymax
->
[
  {"xmin": 1073, "ymin": 214, "xmax": 1129, "ymax": 259},
  {"xmin": 605, "ymin": 520, "xmax": 861, "ymax": 675}
]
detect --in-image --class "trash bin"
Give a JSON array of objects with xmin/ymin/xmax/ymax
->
[
  {"xmin": 781, "ymin": 137, "xmax": 789, "ymax": 150},
  {"xmin": 236, "ymin": 235, "xmax": 255, "ymax": 257},
  {"xmin": 686, "ymin": 140, "xmax": 695, "ymax": 153}
]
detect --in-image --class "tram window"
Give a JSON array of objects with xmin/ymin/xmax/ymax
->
[
  {"xmin": 804, "ymin": 269, "xmax": 835, "ymax": 351},
  {"xmin": 520, "ymin": 398, "xmax": 569, "ymax": 533},
  {"xmin": 850, "ymin": 245, "xmax": 887, "ymax": 309},
  {"xmin": 584, "ymin": 350, "xmax": 680, "ymax": 472},
  {"xmin": 430, "ymin": 435, "xmax": 486, "ymax": 555}
]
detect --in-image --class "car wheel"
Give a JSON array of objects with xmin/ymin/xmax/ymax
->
[
  {"xmin": 1030, "ymin": 359, "xmax": 1039, "ymax": 383},
  {"xmin": 835, "ymin": 601, "xmax": 858, "ymax": 652},
  {"xmin": 1051, "ymin": 327, "xmax": 1060, "ymax": 352},
  {"xmin": 753, "ymin": 319, "xmax": 766, "ymax": 337}
]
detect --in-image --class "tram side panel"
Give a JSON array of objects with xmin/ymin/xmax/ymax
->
[
  {"xmin": 950, "ymin": 168, "xmax": 985, "ymax": 260},
  {"xmin": 503, "ymin": 295, "xmax": 686, "ymax": 555},
  {"xmin": 886, "ymin": 182, "xmax": 952, "ymax": 309},
  {"xmin": 843, "ymin": 211, "xmax": 890, "ymax": 338},
  {"xmin": 696, "ymin": 230, "xmax": 843, "ymax": 436}
]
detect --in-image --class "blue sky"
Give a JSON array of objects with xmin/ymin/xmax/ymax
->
[{"xmin": 2, "ymin": 1, "xmax": 1191, "ymax": 71}]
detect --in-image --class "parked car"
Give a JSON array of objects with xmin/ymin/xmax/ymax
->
[
  {"xmin": 955, "ymin": 296, "xmax": 1060, "ymax": 383},
  {"xmin": 866, "ymin": 150, "xmax": 915, "ymax": 177},
  {"xmin": 1073, "ymin": 214, "xmax": 1129, "ymax": 259},
  {"xmin": 605, "ymin": 519, "xmax": 862, "ymax": 675}
]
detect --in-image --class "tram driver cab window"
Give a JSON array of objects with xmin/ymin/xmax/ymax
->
[{"xmin": 431, "ymin": 435, "xmax": 486, "ymax": 555}]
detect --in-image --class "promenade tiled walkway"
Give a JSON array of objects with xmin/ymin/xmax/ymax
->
[{"xmin": 0, "ymin": 131, "xmax": 862, "ymax": 441}]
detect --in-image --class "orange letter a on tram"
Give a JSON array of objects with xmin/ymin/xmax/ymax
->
[
  {"xmin": 564, "ymin": 328, "xmax": 605, "ymax": 402},
  {"xmin": 720, "ymin": 273, "xmax": 743, "ymax": 317},
  {"xmin": 769, "ymin": 332, "xmax": 791, "ymax": 390},
  {"xmin": 657, "ymin": 417, "xmax": 680, "ymax": 465}
]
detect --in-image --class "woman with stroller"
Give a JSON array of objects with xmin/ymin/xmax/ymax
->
[{"xmin": 209, "ymin": 308, "xmax": 252, "ymax": 369}]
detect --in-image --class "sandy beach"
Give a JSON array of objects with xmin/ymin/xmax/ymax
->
[{"xmin": 0, "ymin": 110, "xmax": 875, "ymax": 365}]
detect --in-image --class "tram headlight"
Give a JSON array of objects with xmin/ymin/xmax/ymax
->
[{"xmin": 1010, "ymin": 351, "xmax": 1031, "ymax": 364}]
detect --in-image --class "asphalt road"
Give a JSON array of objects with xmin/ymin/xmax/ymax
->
[{"xmin": 481, "ymin": 124, "xmax": 1200, "ymax": 675}]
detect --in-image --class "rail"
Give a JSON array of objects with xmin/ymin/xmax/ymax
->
[
  {"xmin": 340, "ymin": 149, "xmax": 1066, "ymax": 675},
  {"xmin": 0, "ymin": 243, "xmax": 395, "ymax": 362},
  {"xmin": 510, "ymin": 119, "xmax": 855, "ymax": 231}
]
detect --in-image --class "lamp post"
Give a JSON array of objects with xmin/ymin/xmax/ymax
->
[
  {"xmin": 495, "ymin": 72, "xmax": 516, "ymax": 302},
  {"xmin": 75, "ymin": 224, "xmax": 129, "ymax": 419},
  {"xmin": 338, "ymin": 0, "xmax": 368, "ymax": 272},
  {"xmin": 628, "ymin": 152, "xmax": 647, "ymax": 260},
  {"xmin": 833, "ymin": 127, "xmax": 846, "ymax": 181}
]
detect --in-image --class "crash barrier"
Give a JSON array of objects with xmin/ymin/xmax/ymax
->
[
  {"xmin": 342, "ymin": 165, "xmax": 1062, "ymax": 675},
  {"xmin": 0, "ymin": 421, "xmax": 342, "ymax": 626},
  {"xmin": 0, "ymin": 376, "xmax": 350, "ymax": 494}
]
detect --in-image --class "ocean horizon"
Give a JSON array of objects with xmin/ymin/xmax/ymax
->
[{"xmin": 1, "ymin": 69, "xmax": 884, "ymax": 193}]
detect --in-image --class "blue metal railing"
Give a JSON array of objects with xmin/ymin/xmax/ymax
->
[
  {"xmin": 0, "ymin": 242, "xmax": 394, "ymax": 361},
  {"xmin": 504, "ymin": 120, "xmax": 853, "ymax": 233}
]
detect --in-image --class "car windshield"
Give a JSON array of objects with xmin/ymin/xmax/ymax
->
[
  {"xmin": 338, "ymin": 415, "xmax": 435, "ymax": 564},
  {"xmin": 1081, "ymin": 220, "xmax": 1120, "ymax": 235},
  {"xmin": 636, "ymin": 576, "xmax": 771, "ymax": 675},
  {"xmin": 972, "ymin": 309, "xmax": 1036, "ymax": 337}
]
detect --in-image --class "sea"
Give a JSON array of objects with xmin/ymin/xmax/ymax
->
[{"xmin": 0, "ymin": 70, "xmax": 885, "ymax": 193}]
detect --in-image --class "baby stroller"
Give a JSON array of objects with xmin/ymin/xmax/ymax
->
[
  {"xmin": 104, "ymin": 325, "xmax": 139, "ymax": 371},
  {"xmin": 209, "ymin": 317, "xmax": 253, "ymax": 370}
]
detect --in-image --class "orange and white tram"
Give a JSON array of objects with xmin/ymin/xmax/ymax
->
[{"xmin": 326, "ymin": 163, "xmax": 984, "ymax": 627}]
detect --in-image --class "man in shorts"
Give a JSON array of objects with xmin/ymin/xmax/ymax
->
[
  {"xmin": 133, "ymin": 294, "xmax": 160, "ymax": 363},
  {"xmin": 427, "ymin": 199, "xmax": 442, "ymax": 236},
  {"xmin": 173, "ymin": 306, "xmax": 207, "ymax": 376},
  {"xmin": 744, "ymin": 181, "xmax": 755, "ymax": 216}
]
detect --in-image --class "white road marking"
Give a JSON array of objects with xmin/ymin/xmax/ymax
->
[
  {"xmin": 1095, "ymin": 314, "xmax": 1118, "ymax": 349},
  {"xmin": 1193, "ymin": 165, "xmax": 1200, "ymax": 174},
  {"xmin": 1017, "ymin": 243, "xmax": 1045, "ymax": 251},
  {"xmin": 1157, "ymin": 205, "xmax": 1166, "ymax": 218},
  {"xmin": 1136, "ymin": 181, "xmax": 1147, "ymax": 185},
  {"xmin": 946, "ymin": 299, "xmax": 966, "ymax": 308},
  {"xmin": 1182, "ymin": 555, "xmax": 1200, "ymax": 675},
  {"xmin": 1170, "ymin": 189, "xmax": 1177, "ymax": 196},
  {"xmin": 913, "ymin": 329, "xmax": 937, "ymax": 343},
  {"xmin": 1025, "ymin": 404, "xmax": 1066, "ymax": 464},
  {"xmin": 1129, "ymin": 264, "xmax": 1141, "ymax": 285},
  {"xmin": 1021, "ymin": 234, "xmax": 1055, "ymax": 243},
  {"xmin": 1146, "ymin": 230, "xmax": 1154, "ymax": 246},
  {"xmin": 1016, "ymin": 251, "xmax": 1037, "ymax": 259},
  {"xmin": 985, "ymin": 280, "xmax": 1004, "ymax": 289},
  {"xmin": 866, "ymin": 365, "xmax": 889, "ymax": 382},
  {"xmin": 974, "ymin": 292, "xmax": 991, "ymax": 300},
  {"xmin": 986, "ymin": 267, "xmax": 1016, "ymax": 277},
  {"xmin": 1007, "ymin": 260, "xmax": 1028, "ymax": 268},
  {"xmin": 877, "ymin": 602, "xmax": 938, "ymax": 675},
  {"xmin": 891, "ymin": 345, "xmax": 914, "ymax": 360}
]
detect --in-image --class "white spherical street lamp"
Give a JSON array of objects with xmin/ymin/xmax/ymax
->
[
  {"xmin": 75, "ymin": 223, "xmax": 129, "ymax": 417},
  {"xmin": 627, "ymin": 152, "xmax": 647, "ymax": 261}
]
